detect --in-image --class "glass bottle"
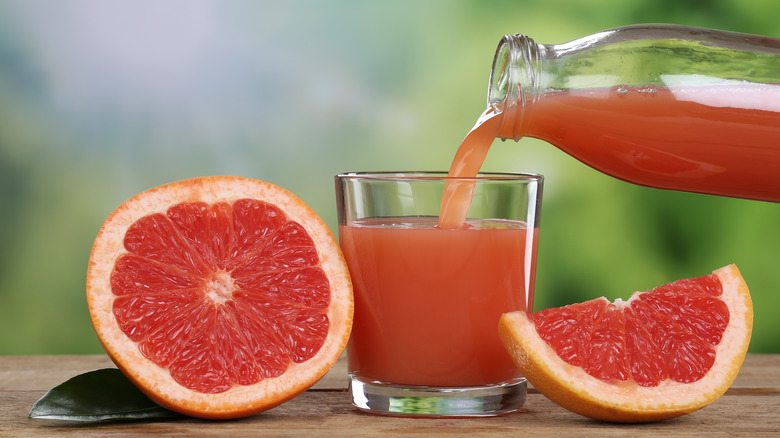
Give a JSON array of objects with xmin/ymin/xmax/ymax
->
[{"xmin": 488, "ymin": 24, "xmax": 780, "ymax": 202}]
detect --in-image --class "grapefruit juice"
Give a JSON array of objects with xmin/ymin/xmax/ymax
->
[
  {"xmin": 515, "ymin": 84, "xmax": 780, "ymax": 201},
  {"xmin": 340, "ymin": 217, "xmax": 537, "ymax": 387}
]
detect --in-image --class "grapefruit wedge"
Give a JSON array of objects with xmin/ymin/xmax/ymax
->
[
  {"xmin": 86, "ymin": 176, "xmax": 353, "ymax": 419},
  {"xmin": 499, "ymin": 264, "xmax": 752, "ymax": 423}
]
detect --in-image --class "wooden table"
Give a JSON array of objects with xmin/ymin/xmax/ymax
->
[{"xmin": 2, "ymin": 354, "xmax": 778, "ymax": 436}]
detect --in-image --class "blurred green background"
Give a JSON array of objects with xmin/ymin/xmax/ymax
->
[{"xmin": 1, "ymin": 0, "xmax": 778, "ymax": 355}]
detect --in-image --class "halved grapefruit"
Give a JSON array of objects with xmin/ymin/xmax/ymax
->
[
  {"xmin": 86, "ymin": 176, "xmax": 353, "ymax": 419},
  {"xmin": 499, "ymin": 264, "xmax": 752, "ymax": 423}
]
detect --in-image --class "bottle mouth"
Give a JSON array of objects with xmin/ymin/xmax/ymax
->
[
  {"xmin": 488, "ymin": 35, "xmax": 516, "ymax": 108},
  {"xmin": 488, "ymin": 34, "xmax": 537, "ymax": 107},
  {"xmin": 488, "ymin": 34, "xmax": 539, "ymax": 140}
]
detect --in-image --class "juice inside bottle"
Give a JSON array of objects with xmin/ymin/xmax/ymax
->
[{"xmin": 513, "ymin": 83, "xmax": 780, "ymax": 201}]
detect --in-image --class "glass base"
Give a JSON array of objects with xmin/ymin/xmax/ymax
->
[{"xmin": 349, "ymin": 375, "xmax": 527, "ymax": 417}]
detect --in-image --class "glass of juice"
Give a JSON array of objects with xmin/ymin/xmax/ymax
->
[{"xmin": 335, "ymin": 171, "xmax": 543, "ymax": 417}]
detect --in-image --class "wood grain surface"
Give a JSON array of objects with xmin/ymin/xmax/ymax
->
[{"xmin": 3, "ymin": 354, "xmax": 778, "ymax": 436}]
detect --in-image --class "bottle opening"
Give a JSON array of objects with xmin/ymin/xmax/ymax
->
[
  {"xmin": 488, "ymin": 37, "xmax": 513, "ymax": 107},
  {"xmin": 488, "ymin": 34, "xmax": 538, "ymax": 141}
]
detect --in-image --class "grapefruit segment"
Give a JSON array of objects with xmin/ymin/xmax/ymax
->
[
  {"xmin": 499, "ymin": 264, "xmax": 752, "ymax": 423},
  {"xmin": 87, "ymin": 176, "xmax": 353, "ymax": 419}
]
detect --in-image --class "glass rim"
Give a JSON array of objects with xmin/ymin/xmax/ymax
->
[{"xmin": 335, "ymin": 171, "xmax": 543, "ymax": 182}]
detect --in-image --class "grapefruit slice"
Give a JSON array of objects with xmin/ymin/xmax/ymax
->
[
  {"xmin": 499, "ymin": 264, "xmax": 752, "ymax": 423},
  {"xmin": 86, "ymin": 176, "xmax": 353, "ymax": 419}
]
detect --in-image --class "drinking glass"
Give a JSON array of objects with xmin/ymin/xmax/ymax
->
[{"xmin": 335, "ymin": 171, "xmax": 543, "ymax": 416}]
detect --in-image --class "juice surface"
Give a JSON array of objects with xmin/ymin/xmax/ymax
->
[
  {"xmin": 341, "ymin": 217, "xmax": 537, "ymax": 387},
  {"xmin": 521, "ymin": 84, "xmax": 780, "ymax": 201}
]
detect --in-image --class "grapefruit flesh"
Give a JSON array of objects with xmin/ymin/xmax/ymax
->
[
  {"xmin": 499, "ymin": 265, "xmax": 752, "ymax": 423},
  {"xmin": 87, "ymin": 176, "xmax": 353, "ymax": 419}
]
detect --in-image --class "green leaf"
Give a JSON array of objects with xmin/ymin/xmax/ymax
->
[{"xmin": 29, "ymin": 368, "xmax": 185, "ymax": 422}]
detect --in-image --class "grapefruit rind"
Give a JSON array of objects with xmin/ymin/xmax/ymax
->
[
  {"xmin": 499, "ymin": 264, "xmax": 752, "ymax": 423},
  {"xmin": 86, "ymin": 176, "xmax": 354, "ymax": 419}
]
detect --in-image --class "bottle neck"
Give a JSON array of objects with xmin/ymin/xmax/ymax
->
[{"xmin": 488, "ymin": 34, "xmax": 542, "ymax": 141}]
